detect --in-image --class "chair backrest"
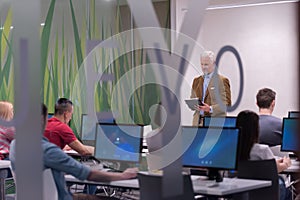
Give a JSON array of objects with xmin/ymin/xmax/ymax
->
[
  {"xmin": 138, "ymin": 173, "xmax": 195, "ymax": 200},
  {"xmin": 9, "ymin": 168, "xmax": 58, "ymax": 200},
  {"xmin": 43, "ymin": 169, "xmax": 58, "ymax": 200},
  {"xmin": 237, "ymin": 159, "xmax": 279, "ymax": 200}
]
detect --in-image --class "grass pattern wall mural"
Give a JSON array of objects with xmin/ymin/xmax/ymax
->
[
  {"xmin": 0, "ymin": 0, "xmax": 169, "ymax": 138},
  {"xmin": 0, "ymin": 8, "xmax": 13, "ymax": 102}
]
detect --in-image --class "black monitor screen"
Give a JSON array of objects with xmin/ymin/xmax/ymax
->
[
  {"xmin": 95, "ymin": 123, "xmax": 143, "ymax": 163},
  {"xmin": 81, "ymin": 114, "xmax": 115, "ymax": 141},
  {"xmin": 203, "ymin": 116, "xmax": 237, "ymax": 128},
  {"xmin": 281, "ymin": 118, "xmax": 300, "ymax": 152},
  {"xmin": 288, "ymin": 111, "xmax": 300, "ymax": 118},
  {"xmin": 81, "ymin": 114, "xmax": 97, "ymax": 141},
  {"xmin": 48, "ymin": 113, "xmax": 54, "ymax": 119},
  {"xmin": 182, "ymin": 126, "xmax": 240, "ymax": 170}
]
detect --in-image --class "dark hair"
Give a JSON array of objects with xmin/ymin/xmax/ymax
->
[
  {"xmin": 236, "ymin": 110, "xmax": 259, "ymax": 161},
  {"xmin": 42, "ymin": 103, "xmax": 48, "ymax": 130},
  {"xmin": 256, "ymin": 88, "xmax": 276, "ymax": 109},
  {"xmin": 54, "ymin": 98, "xmax": 73, "ymax": 115}
]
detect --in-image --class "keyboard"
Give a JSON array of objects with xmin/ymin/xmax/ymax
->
[
  {"xmin": 82, "ymin": 161, "xmax": 103, "ymax": 171},
  {"xmin": 90, "ymin": 164, "xmax": 104, "ymax": 171},
  {"xmin": 102, "ymin": 167, "xmax": 123, "ymax": 173},
  {"xmin": 286, "ymin": 160, "xmax": 300, "ymax": 172},
  {"xmin": 291, "ymin": 160, "xmax": 299, "ymax": 166}
]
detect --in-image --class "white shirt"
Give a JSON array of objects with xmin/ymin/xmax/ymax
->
[
  {"xmin": 200, "ymin": 72, "xmax": 214, "ymax": 116},
  {"xmin": 202, "ymin": 72, "xmax": 213, "ymax": 101},
  {"xmin": 250, "ymin": 143, "xmax": 275, "ymax": 160}
]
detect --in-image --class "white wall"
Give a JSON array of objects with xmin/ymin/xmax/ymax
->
[{"xmin": 173, "ymin": 0, "xmax": 299, "ymax": 125}]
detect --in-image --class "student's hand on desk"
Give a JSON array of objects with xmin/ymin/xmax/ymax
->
[
  {"xmin": 85, "ymin": 145, "xmax": 94, "ymax": 156},
  {"xmin": 121, "ymin": 167, "xmax": 138, "ymax": 179},
  {"xmin": 283, "ymin": 156, "xmax": 292, "ymax": 168},
  {"xmin": 277, "ymin": 156, "xmax": 291, "ymax": 169}
]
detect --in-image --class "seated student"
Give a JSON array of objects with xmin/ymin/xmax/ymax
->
[
  {"xmin": 236, "ymin": 110, "xmax": 292, "ymax": 200},
  {"xmin": 256, "ymin": 88, "xmax": 282, "ymax": 146},
  {"xmin": 9, "ymin": 104, "xmax": 138, "ymax": 200},
  {"xmin": 44, "ymin": 98, "xmax": 92, "ymax": 155},
  {"xmin": 0, "ymin": 101, "xmax": 15, "ymax": 160}
]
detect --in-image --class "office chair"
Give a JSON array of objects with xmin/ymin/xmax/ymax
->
[
  {"xmin": 43, "ymin": 169, "xmax": 58, "ymax": 200},
  {"xmin": 138, "ymin": 173, "xmax": 200, "ymax": 200},
  {"xmin": 8, "ymin": 168, "xmax": 58, "ymax": 200},
  {"xmin": 237, "ymin": 159, "xmax": 279, "ymax": 200}
]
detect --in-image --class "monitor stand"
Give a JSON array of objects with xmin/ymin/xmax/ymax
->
[{"xmin": 207, "ymin": 169, "xmax": 223, "ymax": 182}]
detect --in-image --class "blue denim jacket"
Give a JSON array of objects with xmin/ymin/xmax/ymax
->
[{"xmin": 10, "ymin": 137, "xmax": 91, "ymax": 200}]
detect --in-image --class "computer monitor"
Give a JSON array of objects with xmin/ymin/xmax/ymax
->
[
  {"xmin": 95, "ymin": 123, "xmax": 143, "ymax": 164},
  {"xmin": 80, "ymin": 113, "xmax": 116, "ymax": 145},
  {"xmin": 281, "ymin": 118, "xmax": 300, "ymax": 152},
  {"xmin": 48, "ymin": 113, "xmax": 54, "ymax": 119},
  {"xmin": 288, "ymin": 111, "xmax": 300, "ymax": 118},
  {"xmin": 81, "ymin": 114, "xmax": 98, "ymax": 141},
  {"xmin": 181, "ymin": 126, "xmax": 240, "ymax": 182},
  {"xmin": 96, "ymin": 111, "xmax": 116, "ymax": 124},
  {"xmin": 203, "ymin": 116, "xmax": 237, "ymax": 128}
]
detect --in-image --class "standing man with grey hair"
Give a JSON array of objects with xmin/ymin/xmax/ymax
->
[
  {"xmin": 190, "ymin": 50, "xmax": 232, "ymax": 126},
  {"xmin": 256, "ymin": 88, "xmax": 282, "ymax": 146}
]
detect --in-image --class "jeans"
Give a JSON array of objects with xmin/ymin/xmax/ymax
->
[
  {"xmin": 83, "ymin": 184, "xmax": 97, "ymax": 194},
  {"xmin": 279, "ymin": 176, "xmax": 292, "ymax": 200}
]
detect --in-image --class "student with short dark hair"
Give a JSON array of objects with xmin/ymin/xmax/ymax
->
[
  {"xmin": 10, "ymin": 104, "xmax": 138, "ymax": 200},
  {"xmin": 44, "ymin": 98, "xmax": 92, "ymax": 155},
  {"xmin": 256, "ymin": 88, "xmax": 283, "ymax": 146}
]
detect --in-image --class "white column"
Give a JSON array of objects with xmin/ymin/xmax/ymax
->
[{"xmin": 12, "ymin": 0, "xmax": 43, "ymax": 199}]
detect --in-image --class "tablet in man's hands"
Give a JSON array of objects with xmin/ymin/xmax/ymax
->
[{"xmin": 185, "ymin": 98, "xmax": 204, "ymax": 110}]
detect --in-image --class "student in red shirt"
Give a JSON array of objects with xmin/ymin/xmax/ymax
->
[{"xmin": 44, "ymin": 98, "xmax": 92, "ymax": 155}]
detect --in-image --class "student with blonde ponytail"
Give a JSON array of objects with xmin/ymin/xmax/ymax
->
[{"xmin": 0, "ymin": 101, "xmax": 15, "ymax": 160}]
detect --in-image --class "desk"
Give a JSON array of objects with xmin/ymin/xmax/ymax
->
[
  {"xmin": 66, "ymin": 174, "xmax": 271, "ymax": 197},
  {"xmin": 64, "ymin": 145, "xmax": 94, "ymax": 156},
  {"xmin": 285, "ymin": 166, "xmax": 300, "ymax": 173},
  {"xmin": 191, "ymin": 175, "xmax": 271, "ymax": 196},
  {"xmin": 283, "ymin": 161, "xmax": 300, "ymax": 199},
  {"xmin": 65, "ymin": 174, "xmax": 139, "ymax": 190},
  {"xmin": 0, "ymin": 160, "xmax": 11, "ymax": 200},
  {"xmin": 284, "ymin": 160, "xmax": 300, "ymax": 173}
]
